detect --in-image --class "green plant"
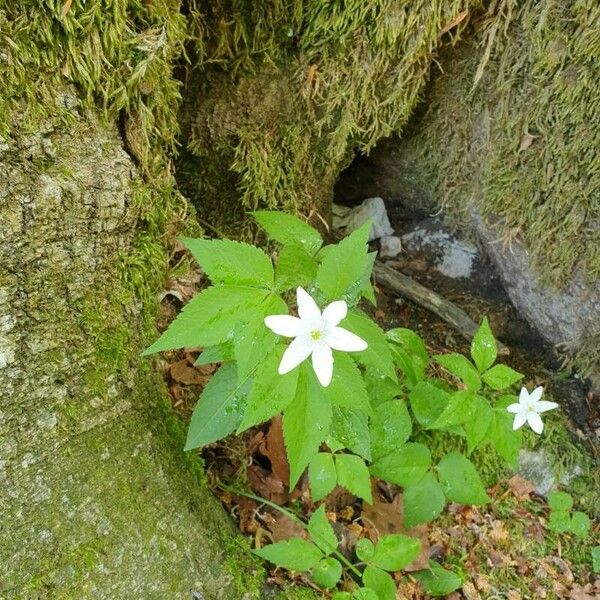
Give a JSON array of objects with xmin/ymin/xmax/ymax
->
[
  {"xmin": 547, "ymin": 491, "xmax": 591, "ymax": 538},
  {"xmin": 144, "ymin": 211, "xmax": 560, "ymax": 597}
]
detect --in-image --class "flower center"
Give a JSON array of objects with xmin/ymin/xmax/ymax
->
[{"xmin": 310, "ymin": 330, "xmax": 322, "ymax": 341}]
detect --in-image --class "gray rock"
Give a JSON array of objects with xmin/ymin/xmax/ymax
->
[
  {"xmin": 518, "ymin": 449, "xmax": 556, "ymax": 496},
  {"xmin": 379, "ymin": 235, "xmax": 402, "ymax": 258},
  {"xmin": 333, "ymin": 197, "xmax": 393, "ymax": 241}
]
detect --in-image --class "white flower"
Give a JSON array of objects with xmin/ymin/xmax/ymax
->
[
  {"xmin": 264, "ymin": 287, "xmax": 368, "ymax": 387},
  {"xmin": 507, "ymin": 386, "xmax": 558, "ymax": 434}
]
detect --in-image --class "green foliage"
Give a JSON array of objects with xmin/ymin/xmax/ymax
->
[
  {"xmin": 308, "ymin": 453, "xmax": 337, "ymax": 501},
  {"xmin": 412, "ymin": 561, "xmax": 463, "ymax": 596},
  {"xmin": 254, "ymin": 538, "xmax": 323, "ymax": 571},
  {"xmin": 437, "ymin": 452, "xmax": 490, "ymax": 505},
  {"xmin": 403, "ymin": 472, "xmax": 445, "ymax": 528},
  {"xmin": 370, "ymin": 534, "xmax": 421, "ymax": 571},
  {"xmin": 335, "ymin": 454, "xmax": 372, "ymax": 504},
  {"xmin": 307, "ymin": 506, "xmax": 338, "ymax": 555},
  {"xmin": 252, "ymin": 211, "xmax": 322, "ymax": 255},
  {"xmin": 362, "ymin": 566, "xmax": 395, "ymax": 600},
  {"xmin": 547, "ymin": 491, "xmax": 591, "ymax": 538},
  {"xmin": 312, "ymin": 557, "xmax": 342, "ymax": 588},
  {"xmin": 592, "ymin": 546, "xmax": 600, "ymax": 574},
  {"xmin": 470, "ymin": 318, "xmax": 497, "ymax": 373},
  {"xmin": 370, "ymin": 443, "xmax": 431, "ymax": 487},
  {"xmin": 434, "ymin": 353, "xmax": 481, "ymax": 391}
]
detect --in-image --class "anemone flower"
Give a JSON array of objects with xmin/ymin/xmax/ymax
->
[{"xmin": 507, "ymin": 386, "xmax": 558, "ymax": 434}]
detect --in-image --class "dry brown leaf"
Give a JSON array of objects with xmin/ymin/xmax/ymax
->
[
  {"xmin": 519, "ymin": 133, "xmax": 536, "ymax": 152},
  {"xmin": 508, "ymin": 475, "xmax": 535, "ymax": 499},
  {"xmin": 263, "ymin": 512, "xmax": 305, "ymax": 542},
  {"xmin": 462, "ymin": 580, "xmax": 482, "ymax": 600},
  {"xmin": 169, "ymin": 359, "xmax": 209, "ymax": 385},
  {"xmin": 440, "ymin": 9, "xmax": 469, "ymax": 35},
  {"xmin": 507, "ymin": 591, "xmax": 523, "ymax": 600},
  {"xmin": 259, "ymin": 417, "xmax": 290, "ymax": 485},
  {"xmin": 248, "ymin": 464, "xmax": 289, "ymax": 505}
]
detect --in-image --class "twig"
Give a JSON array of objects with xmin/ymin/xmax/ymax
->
[{"xmin": 373, "ymin": 261, "xmax": 509, "ymax": 355}]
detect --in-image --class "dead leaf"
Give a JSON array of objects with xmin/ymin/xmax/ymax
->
[
  {"xmin": 507, "ymin": 591, "xmax": 523, "ymax": 600},
  {"xmin": 519, "ymin": 133, "xmax": 536, "ymax": 152},
  {"xmin": 569, "ymin": 584, "xmax": 597, "ymax": 600},
  {"xmin": 259, "ymin": 417, "xmax": 290, "ymax": 485},
  {"xmin": 462, "ymin": 580, "xmax": 482, "ymax": 600},
  {"xmin": 169, "ymin": 359, "xmax": 209, "ymax": 385},
  {"xmin": 508, "ymin": 475, "xmax": 535, "ymax": 499},
  {"xmin": 248, "ymin": 464, "xmax": 289, "ymax": 505},
  {"xmin": 263, "ymin": 512, "xmax": 305, "ymax": 542},
  {"xmin": 440, "ymin": 10, "xmax": 469, "ymax": 35}
]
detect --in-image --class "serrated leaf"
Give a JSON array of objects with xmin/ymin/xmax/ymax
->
[
  {"xmin": 308, "ymin": 453, "xmax": 337, "ymax": 501},
  {"xmin": 352, "ymin": 589, "xmax": 378, "ymax": 600},
  {"xmin": 362, "ymin": 566, "xmax": 396, "ymax": 600},
  {"xmin": 489, "ymin": 408, "xmax": 522, "ymax": 469},
  {"xmin": 482, "ymin": 363, "xmax": 523, "ymax": 390},
  {"xmin": 470, "ymin": 317, "xmax": 497, "ymax": 373},
  {"xmin": 311, "ymin": 557, "xmax": 342, "ymax": 588},
  {"xmin": 181, "ymin": 237, "xmax": 274, "ymax": 287},
  {"xmin": 548, "ymin": 510, "xmax": 571, "ymax": 533},
  {"xmin": 356, "ymin": 538, "xmax": 375, "ymax": 561},
  {"xmin": 409, "ymin": 381, "xmax": 449, "ymax": 428},
  {"xmin": 463, "ymin": 396, "xmax": 493, "ymax": 453},
  {"xmin": 275, "ymin": 243, "xmax": 318, "ymax": 291},
  {"xmin": 237, "ymin": 345, "xmax": 299, "ymax": 432},
  {"xmin": 370, "ymin": 443, "xmax": 431, "ymax": 487},
  {"xmin": 233, "ymin": 314, "xmax": 277, "ymax": 382},
  {"xmin": 253, "ymin": 210, "xmax": 323, "ymax": 254},
  {"xmin": 364, "ymin": 368, "xmax": 401, "ymax": 407},
  {"xmin": 359, "ymin": 251, "xmax": 377, "ymax": 305},
  {"xmin": 316, "ymin": 221, "xmax": 371, "ymax": 301},
  {"xmin": 324, "ymin": 353, "xmax": 373, "ymax": 416},
  {"xmin": 371, "ymin": 534, "xmax": 421, "ymax": 571},
  {"xmin": 332, "ymin": 593, "xmax": 353, "ymax": 600},
  {"xmin": 344, "ymin": 311, "xmax": 397, "ymax": 380},
  {"xmin": 548, "ymin": 491, "xmax": 573, "ymax": 511},
  {"xmin": 370, "ymin": 400, "xmax": 412, "ymax": 462},
  {"xmin": 387, "ymin": 328, "xmax": 429, "ymax": 373},
  {"xmin": 335, "ymin": 454, "xmax": 372, "ymax": 503},
  {"xmin": 390, "ymin": 346, "xmax": 420, "ymax": 388},
  {"xmin": 283, "ymin": 368, "xmax": 333, "ymax": 488},
  {"xmin": 143, "ymin": 286, "xmax": 268, "ymax": 355},
  {"xmin": 307, "ymin": 506, "xmax": 338, "ymax": 554},
  {"xmin": 429, "ymin": 390, "xmax": 476, "ymax": 430},
  {"xmin": 185, "ymin": 363, "xmax": 251, "ymax": 450},
  {"xmin": 329, "ymin": 406, "xmax": 371, "ymax": 460},
  {"xmin": 403, "ymin": 472, "xmax": 445, "ymax": 528},
  {"xmin": 413, "ymin": 561, "xmax": 463, "ymax": 596},
  {"xmin": 437, "ymin": 452, "xmax": 490, "ymax": 505},
  {"xmin": 570, "ymin": 511, "xmax": 591, "ymax": 537},
  {"xmin": 434, "ymin": 353, "xmax": 481, "ymax": 391},
  {"xmin": 194, "ymin": 343, "xmax": 233, "ymax": 365},
  {"xmin": 254, "ymin": 538, "xmax": 323, "ymax": 571}
]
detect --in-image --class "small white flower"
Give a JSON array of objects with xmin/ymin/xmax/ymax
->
[
  {"xmin": 264, "ymin": 287, "xmax": 368, "ymax": 387},
  {"xmin": 507, "ymin": 386, "xmax": 558, "ymax": 434}
]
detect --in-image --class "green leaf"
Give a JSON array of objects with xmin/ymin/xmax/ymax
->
[
  {"xmin": 548, "ymin": 491, "xmax": 573, "ymax": 511},
  {"xmin": 403, "ymin": 472, "xmax": 445, "ymax": 528},
  {"xmin": 352, "ymin": 589, "xmax": 378, "ymax": 600},
  {"xmin": 335, "ymin": 454, "xmax": 372, "ymax": 503},
  {"xmin": 387, "ymin": 328, "xmax": 429, "ymax": 374},
  {"xmin": 489, "ymin": 408, "xmax": 522, "ymax": 469},
  {"xmin": 185, "ymin": 363, "xmax": 250, "ymax": 451},
  {"xmin": 308, "ymin": 453, "xmax": 337, "ymax": 501},
  {"xmin": 237, "ymin": 345, "xmax": 299, "ymax": 432},
  {"xmin": 434, "ymin": 353, "xmax": 481, "ymax": 391},
  {"xmin": 364, "ymin": 368, "xmax": 401, "ymax": 407},
  {"xmin": 307, "ymin": 506, "xmax": 338, "ymax": 554},
  {"xmin": 470, "ymin": 317, "xmax": 497, "ymax": 373},
  {"xmin": 358, "ymin": 251, "xmax": 377, "ymax": 305},
  {"xmin": 429, "ymin": 390, "xmax": 476, "ymax": 430},
  {"xmin": 413, "ymin": 561, "xmax": 463, "ymax": 596},
  {"xmin": 329, "ymin": 406, "xmax": 371, "ymax": 460},
  {"xmin": 143, "ymin": 286, "xmax": 268, "ymax": 355},
  {"xmin": 311, "ymin": 557, "xmax": 342, "ymax": 588},
  {"xmin": 370, "ymin": 443, "xmax": 431, "ymax": 487},
  {"xmin": 254, "ymin": 538, "xmax": 323, "ymax": 571},
  {"xmin": 591, "ymin": 546, "xmax": 600, "ymax": 573},
  {"xmin": 253, "ymin": 210, "xmax": 323, "ymax": 254},
  {"xmin": 181, "ymin": 237, "xmax": 274, "ymax": 287},
  {"xmin": 283, "ymin": 368, "xmax": 333, "ymax": 488},
  {"xmin": 370, "ymin": 400, "xmax": 412, "ymax": 462},
  {"xmin": 570, "ymin": 511, "xmax": 591, "ymax": 537},
  {"xmin": 362, "ymin": 566, "xmax": 396, "ymax": 600},
  {"xmin": 371, "ymin": 534, "xmax": 421, "ymax": 571},
  {"xmin": 332, "ymin": 593, "xmax": 353, "ymax": 600},
  {"xmin": 482, "ymin": 364, "xmax": 523, "ymax": 390},
  {"xmin": 409, "ymin": 381, "xmax": 449, "ymax": 428},
  {"xmin": 316, "ymin": 221, "xmax": 371, "ymax": 301},
  {"xmin": 437, "ymin": 452, "xmax": 490, "ymax": 505},
  {"xmin": 325, "ymin": 353, "xmax": 373, "ymax": 416},
  {"xmin": 463, "ymin": 396, "xmax": 493, "ymax": 453},
  {"xmin": 344, "ymin": 310, "xmax": 397, "ymax": 380},
  {"xmin": 548, "ymin": 510, "xmax": 571, "ymax": 533},
  {"xmin": 275, "ymin": 243, "xmax": 318, "ymax": 292},
  {"xmin": 390, "ymin": 346, "xmax": 420, "ymax": 388},
  {"xmin": 194, "ymin": 343, "xmax": 233, "ymax": 365},
  {"xmin": 356, "ymin": 538, "xmax": 375, "ymax": 562}
]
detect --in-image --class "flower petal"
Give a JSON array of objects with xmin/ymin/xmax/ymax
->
[
  {"xmin": 278, "ymin": 335, "xmax": 313, "ymax": 374},
  {"xmin": 322, "ymin": 300, "xmax": 347, "ymax": 327},
  {"xmin": 264, "ymin": 315, "xmax": 305, "ymax": 337},
  {"xmin": 506, "ymin": 403, "xmax": 522, "ymax": 414},
  {"xmin": 529, "ymin": 386, "xmax": 544, "ymax": 403},
  {"xmin": 512, "ymin": 412, "xmax": 527, "ymax": 430},
  {"xmin": 296, "ymin": 287, "xmax": 321, "ymax": 322},
  {"xmin": 326, "ymin": 327, "xmax": 368, "ymax": 352},
  {"xmin": 536, "ymin": 400, "xmax": 558, "ymax": 413},
  {"xmin": 527, "ymin": 412, "xmax": 544, "ymax": 434},
  {"xmin": 518, "ymin": 386, "xmax": 529, "ymax": 404},
  {"xmin": 312, "ymin": 343, "xmax": 333, "ymax": 387}
]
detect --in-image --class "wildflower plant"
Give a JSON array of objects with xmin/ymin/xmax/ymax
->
[{"xmin": 144, "ymin": 211, "xmax": 559, "ymax": 598}]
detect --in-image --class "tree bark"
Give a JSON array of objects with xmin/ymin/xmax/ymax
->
[{"xmin": 0, "ymin": 101, "xmax": 261, "ymax": 598}]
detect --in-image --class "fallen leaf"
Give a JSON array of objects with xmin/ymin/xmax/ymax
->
[
  {"xmin": 169, "ymin": 359, "xmax": 209, "ymax": 385},
  {"xmin": 259, "ymin": 417, "xmax": 290, "ymax": 485},
  {"xmin": 508, "ymin": 475, "xmax": 535, "ymax": 499},
  {"xmin": 462, "ymin": 580, "xmax": 482, "ymax": 600},
  {"xmin": 518, "ymin": 133, "xmax": 536, "ymax": 152},
  {"xmin": 263, "ymin": 512, "xmax": 305, "ymax": 542},
  {"xmin": 248, "ymin": 464, "xmax": 289, "ymax": 505},
  {"xmin": 440, "ymin": 9, "xmax": 469, "ymax": 35}
]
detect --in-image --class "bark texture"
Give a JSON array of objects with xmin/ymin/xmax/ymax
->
[{"xmin": 0, "ymin": 101, "xmax": 261, "ymax": 598}]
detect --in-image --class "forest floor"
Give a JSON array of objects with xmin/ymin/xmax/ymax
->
[{"xmin": 155, "ymin": 227, "xmax": 599, "ymax": 599}]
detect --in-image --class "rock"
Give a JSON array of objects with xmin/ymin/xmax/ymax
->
[
  {"xmin": 518, "ymin": 449, "xmax": 585, "ymax": 497},
  {"xmin": 379, "ymin": 235, "xmax": 402, "ymax": 258},
  {"xmin": 332, "ymin": 197, "xmax": 393, "ymax": 241}
]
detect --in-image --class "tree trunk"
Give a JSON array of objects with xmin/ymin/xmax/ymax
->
[{"xmin": 0, "ymin": 101, "xmax": 261, "ymax": 597}]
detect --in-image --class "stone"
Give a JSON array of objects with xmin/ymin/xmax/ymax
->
[
  {"xmin": 333, "ymin": 197, "xmax": 393, "ymax": 241},
  {"xmin": 379, "ymin": 235, "xmax": 402, "ymax": 257}
]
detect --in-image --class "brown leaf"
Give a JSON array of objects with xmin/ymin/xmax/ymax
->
[
  {"xmin": 169, "ymin": 359, "xmax": 209, "ymax": 385},
  {"xmin": 263, "ymin": 512, "xmax": 305, "ymax": 542},
  {"xmin": 518, "ymin": 133, "xmax": 536, "ymax": 152},
  {"xmin": 247, "ymin": 464, "xmax": 289, "ymax": 505},
  {"xmin": 508, "ymin": 475, "xmax": 535, "ymax": 499},
  {"xmin": 507, "ymin": 591, "xmax": 523, "ymax": 600},
  {"xmin": 569, "ymin": 584, "xmax": 597, "ymax": 600},
  {"xmin": 237, "ymin": 496, "xmax": 259, "ymax": 534},
  {"xmin": 258, "ymin": 417, "xmax": 290, "ymax": 485},
  {"xmin": 462, "ymin": 581, "xmax": 482, "ymax": 600},
  {"xmin": 440, "ymin": 10, "xmax": 469, "ymax": 35}
]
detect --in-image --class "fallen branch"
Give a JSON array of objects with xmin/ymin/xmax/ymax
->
[{"xmin": 373, "ymin": 262, "xmax": 509, "ymax": 355}]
